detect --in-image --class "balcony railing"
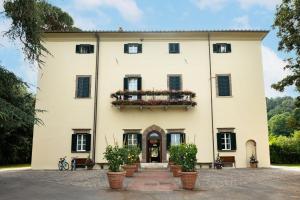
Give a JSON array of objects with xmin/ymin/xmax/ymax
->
[{"xmin": 111, "ymin": 90, "xmax": 197, "ymax": 110}]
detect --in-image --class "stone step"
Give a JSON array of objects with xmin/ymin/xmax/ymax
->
[{"xmin": 140, "ymin": 162, "xmax": 168, "ymax": 169}]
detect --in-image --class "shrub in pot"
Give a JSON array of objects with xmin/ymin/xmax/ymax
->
[
  {"xmin": 85, "ymin": 155, "xmax": 95, "ymax": 170},
  {"xmin": 170, "ymin": 145, "xmax": 182, "ymax": 177},
  {"xmin": 103, "ymin": 145, "xmax": 125, "ymax": 189},
  {"xmin": 122, "ymin": 146, "xmax": 138, "ymax": 177},
  {"xmin": 179, "ymin": 144, "xmax": 198, "ymax": 190},
  {"xmin": 249, "ymin": 154, "xmax": 258, "ymax": 168}
]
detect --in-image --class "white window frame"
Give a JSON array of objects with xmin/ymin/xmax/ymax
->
[
  {"xmin": 128, "ymin": 133, "xmax": 138, "ymax": 147},
  {"xmin": 221, "ymin": 133, "xmax": 231, "ymax": 150},
  {"xmin": 220, "ymin": 44, "xmax": 227, "ymax": 53},
  {"xmin": 128, "ymin": 77, "xmax": 138, "ymax": 100},
  {"xmin": 77, "ymin": 134, "xmax": 87, "ymax": 152},
  {"xmin": 170, "ymin": 133, "xmax": 181, "ymax": 146},
  {"xmin": 128, "ymin": 44, "xmax": 138, "ymax": 54}
]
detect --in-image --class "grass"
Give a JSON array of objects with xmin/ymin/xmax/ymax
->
[
  {"xmin": 0, "ymin": 164, "xmax": 31, "ymax": 169},
  {"xmin": 273, "ymin": 164, "xmax": 300, "ymax": 168}
]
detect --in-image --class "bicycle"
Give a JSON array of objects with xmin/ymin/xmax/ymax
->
[{"xmin": 58, "ymin": 156, "xmax": 69, "ymax": 171}]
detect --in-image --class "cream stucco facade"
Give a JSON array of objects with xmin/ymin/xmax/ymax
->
[{"xmin": 31, "ymin": 30, "xmax": 270, "ymax": 169}]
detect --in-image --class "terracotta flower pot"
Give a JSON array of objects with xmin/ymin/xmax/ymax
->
[
  {"xmin": 134, "ymin": 163, "xmax": 139, "ymax": 172},
  {"xmin": 122, "ymin": 164, "xmax": 136, "ymax": 177},
  {"xmin": 250, "ymin": 162, "xmax": 258, "ymax": 168},
  {"xmin": 180, "ymin": 171, "xmax": 198, "ymax": 190},
  {"xmin": 169, "ymin": 164, "xmax": 174, "ymax": 172},
  {"xmin": 172, "ymin": 165, "xmax": 182, "ymax": 177},
  {"xmin": 107, "ymin": 171, "xmax": 126, "ymax": 189}
]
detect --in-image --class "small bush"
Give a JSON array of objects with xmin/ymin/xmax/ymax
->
[
  {"xmin": 179, "ymin": 144, "xmax": 197, "ymax": 172},
  {"xmin": 122, "ymin": 146, "xmax": 141, "ymax": 165},
  {"xmin": 103, "ymin": 145, "xmax": 124, "ymax": 172}
]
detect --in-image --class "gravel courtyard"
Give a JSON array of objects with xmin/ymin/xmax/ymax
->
[{"xmin": 0, "ymin": 168, "xmax": 299, "ymax": 200}]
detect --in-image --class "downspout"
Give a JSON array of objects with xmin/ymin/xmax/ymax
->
[
  {"xmin": 92, "ymin": 33, "xmax": 100, "ymax": 162},
  {"xmin": 208, "ymin": 32, "xmax": 216, "ymax": 165}
]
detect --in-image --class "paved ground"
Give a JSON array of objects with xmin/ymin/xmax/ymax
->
[{"xmin": 0, "ymin": 168, "xmax": 300, "ymax": 200}]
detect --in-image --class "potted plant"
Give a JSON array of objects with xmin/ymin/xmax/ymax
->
[
  {"xmin": 122, "ymin": 146, "xmax": 138, "ymax": 177},
  {"xmin": 214, "ymin": 153, "xmax": 223, "ymax": 169},
  {"xmin": 170, "ymin": 145, "xmax": 182, "ymax": 177},
  {"xmin": 180, "ymin": 144, "xmax": 198, "ymax": 190},
  {"xmin": 131, "ymin": 146, "xmax": 141, "ymax": 172},
  {"xmin": 103, "ymin": 145, "xmax": 126, "ymax": 189},
  {"xmin": 249, "ymin": 154, "xmax": 258, "ymax": 168},
  {"xmin": 168, "ymin": 146, "xmax": 175, "ymax": 172},
  {"xmin": 85, "ymin": 155, "xmax": 95, "ymax": 170}
]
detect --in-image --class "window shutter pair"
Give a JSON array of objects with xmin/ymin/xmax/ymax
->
[
  {"xmin": 169, "ymin": 43, "xmax": 180, "ymax": 53},
  {"xmin": 75, "ymin": 44, "xmax": 94, "ymax": 53},
  {"xmin": 216, "ymin": 132, "xmax": 236, "ymax": 151},
  {"xmin": 123, "ymin": 133, "xmax": 142, "ymax": 150},
  {"xmin": 123, "ymin": 77, "xmax": 142, "ymax": 99},
  {"xmin": 213, "ymin": 43, "xmax": 231, "ymax": 53},
  {"xmin": 71, "ymin": 133, "xmax": 91, "ymax": 152},
  {"xmin": 166, "ymin": 133, "xmax": 185, "ymax": 150},
  {"xmin": 124, "ymin": 44, "xmax": 142, "ymax": 53}
]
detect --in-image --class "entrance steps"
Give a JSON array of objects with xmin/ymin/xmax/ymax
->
[{"xmin": 140, "ymin": 163, "xmax": 168, "ymax": 169}]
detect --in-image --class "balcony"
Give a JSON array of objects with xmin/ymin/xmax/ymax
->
[{"xmin": 111, "ymin": 90, "xmax": 197, "ymax": 110}]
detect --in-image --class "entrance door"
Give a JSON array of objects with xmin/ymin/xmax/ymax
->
[
  {"xmin": 246, "ymin": 140, "xmax": 256, "ymax": 167},
  {"xmin": 147, "ymin": 132, "xmax": 161, "ymax": 163}
]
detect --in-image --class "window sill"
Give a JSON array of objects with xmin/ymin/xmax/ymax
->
[
  {"xmin": 71, "ymin": 151, "xmax": 90, "ymax": 153},
  {"xmin": 74, "ymin": 97, "xmax": 92, "ymax": 99},
  {"xmin": 218, "ymin": 150, "xmax": 236, "ymax": 152}
]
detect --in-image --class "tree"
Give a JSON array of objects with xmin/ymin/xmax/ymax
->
[
  {"xmin": 272, "ymin": 0, "xmax": 300, "ymax": 107},
  {"xmin": 269, "ymin": 112, "xmax": 294, "ymax": 136},
  {"xmin": 0, "ymin": 66, "xmax": 42, "ymax": 164},
  {"xmin": 3, "ymin": 0, "xmax": 80, "ymax": 65}
]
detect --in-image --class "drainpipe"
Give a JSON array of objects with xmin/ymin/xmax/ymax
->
[
  {"xmin": 208, "ymin": 32, "xmax": 216, "ymax": 165},
  {"xmin": 92, "ymin": 33, "xmax": 100, "ymax": 162}
]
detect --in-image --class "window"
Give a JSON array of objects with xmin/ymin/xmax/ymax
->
[
  {"xmin": 169, "ymin": 43, "xmax": 180, "ymax": 54},
  {"xmin": 76, "ymin": 76, "xmax": 91, "ymax": 98},
  {"xmin": 217, "ymin": 75, "xmax": 231, "ymax": 97},
  {"xmin": 124, "ymin": 76, "xmax": 142, "ymax": 100},
  {"xmin": 167, "ymin": 132, "xmax": 185, "ymax": 149},
  {"xmin": 71, "ymin": 131, "xmax": 91, "ymax": 152},
  {"xmin": 123, "ymin": 133, "xmax": 142, "ymax": 149},
  {"xmin": 124, "ymin": 43, "xmax": 142, "ymax": 54},
  {"xmin": 213, "ymin": 43, "xmax": 231, "ymax": 53},
  {"xmin": 217, "ymin": 132, "xmax": 236, "ymax": 151},
  {"xmin": 76, "ymin": 44, "xmax": 94, "ymax": 54},
  {"xmin": 168, "ymin": 75, "xmax": 182, "ymax": 91},
  {"xmin": 77, "ymin": 134, "xmax": 87, "ymax": 151}
]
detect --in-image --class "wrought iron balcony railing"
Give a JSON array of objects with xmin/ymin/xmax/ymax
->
[{"xmin": 111, "ymin": 90, "xmax": 197, "ymax": 109}]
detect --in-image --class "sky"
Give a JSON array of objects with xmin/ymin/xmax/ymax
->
[{"xmin": 0, "ymin": 0, "xmax": 297, "ymax": 97}]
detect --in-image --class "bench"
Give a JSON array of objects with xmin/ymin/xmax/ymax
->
[
  {"xmin": 220, "ymin": 156, "xmax": 236, "ymax": 167},
  {"xmin": 73, "ymin": 158, "xmax": 87, "ymax": 168},
  {"xmin": 198, "ymin": 162, "xmax": 213, "ymax": 169}
]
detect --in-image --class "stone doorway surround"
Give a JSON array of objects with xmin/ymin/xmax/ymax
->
[{"xmin": 142, "ymin": 125, "xmax": 167, "ymax": 162}]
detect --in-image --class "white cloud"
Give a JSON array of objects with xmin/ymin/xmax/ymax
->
[
  {"xmin": 237, "ymin": 0, "xmax": 281, "ymax": 10},
  {"xmin": 74, "ymin": 0, "xmax": 143, "ymax": 23},
  {"xmin": 192, "ymin": 0, "xmax": 228, "ymax": 11},
  {"xmin": 262, "ymin": 45, "xmax": 295, "ymax": 97},
  {"xmin": 232, "ymin": 15, "xmax": 251, "ymax": 29}
]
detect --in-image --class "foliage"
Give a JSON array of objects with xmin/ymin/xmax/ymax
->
[
  {"xmin": 3, "ymin": 0, "xmax": 80, "ymax": 64},
  {"xmin": 122, "ymin": 146, "xmax": 140, "ymax": 165},
  {"xmin": 169, "ymin": 145, "xmax": 181, "ymax": 165},
  {"xmin": 0, "ymin": 66, "xmax": 41, "ymax": 165},
  {"xmin": 85, "ymin": 155, "xmax": 95, "ymax": 169},
  {"xmin": 269, "ymin": 131, "xmax": 300, "ymax": 164},
  {"xmin": 214, "ymin": 153, "xmax": 223, "ymax": 169},
  {"xmin": 179, "ymin": 144, "xmax": 197, "ymax": 172},
  {"xmin": 103, "ymin": 145, "xmax": 124, "ymax": 172},
  {"xmin": 249, "ymin": 154, "xmax": 258, "ymax": 164},
  {"xmin": 267, "ymin": 97, "xmax": 300, "ymax": 136},
  {"xmin": 272, "ymin": 0, "xmax": 300, "ymax": 106}
]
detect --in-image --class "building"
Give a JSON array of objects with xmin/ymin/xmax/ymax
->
[{"xmin": 31, "ymin": 30, "xmax": 270, "ymax": 169}]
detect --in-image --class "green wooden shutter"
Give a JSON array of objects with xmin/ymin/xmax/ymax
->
[
  {"xmin": 123, "ymin": 77, "xmax": 129, "ymax": 100},
  {"xmin": 217, "ymin": 75, "xmax": 230, "ymax": 96},
  {"xmin": 77, "ymin": 77, "xmax": 84, "ymax": 97},
  {"xmin": 86, "ymin": 134, "xmax": 91, "ymax": 151},
  {"xmin": 138, "ymin": 44, "xmax": 142, "ymax": 53},
  {"xmin": 166, "ymin": 134, "xmax": 171, "ymax": 150},
  {"xmin": 76, "ymin": 45, "xmax": 80, "ymax": 53},
  {"xmin": 82, "ymin": 77, "xmax": 90, "ymax": 97},
  {"xmin": 137, "ymin": 133, "xmax": 142, "ymax": 150},
  {"xmin": 71, "ymin": 134, "xmax": 77, "ymax": 152},
  {"xmin": 89, "ymin": 45, "xmax": 94, "ymax": 53},
  {"xmin": 123, "ymin": 134, "xmax": 128, "ymax": 146},
  {"xmin": 213, "ymin": 44, "xmax": 218, "ymax": 53},
  {"xmin": 217, "ymin": 133, "xmax": 222, "ymax": 151},
  {"xmin": 231, "ymin": 132, "xmax": 236, "ymax": 150},
  {"xmin": 180, "ymin": 133, "xmax": 185, "ymax": 144},
  {"xmin": 137, "ymin": 77, "xmax": 142, "ymax": 100},
  {"xmin": 124, "ymin": 44, "xmax": 129, "ymax": 53},
  {"xmin": 226, "ymin": 44, "xmax": 231, "ymax": 53}
]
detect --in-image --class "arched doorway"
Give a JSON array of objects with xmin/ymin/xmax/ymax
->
[
  {"xmin": 142, "ymin": 125, "xmax": 167, "ymax": 163},
  {"xmin": 246, "ymin": 140, "xmax": 257, "ymax": 167},
  {"xmin": 147, "ymin": 132, "xmax": 161, "ymax": 162}
]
